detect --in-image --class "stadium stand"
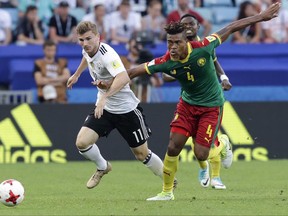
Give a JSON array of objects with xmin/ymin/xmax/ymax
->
[
  {"xmin": 2, "ymin": 42, "xmax": 288, "ymax": 103},
  {"xmin": 69, "ymin": 7, "xmax": 86, "ymax": 22},
  {"xmin": 1, "ymin": 3, "xmax": 288, "ymax": 103},
  {"xmin": 235, "ymin": 0, "xmax": 249, "ymax": 6},
  {"xmin": 210, "ymin": 23, "xmax": 227, "ymax": 34},
  {"xmin": 9, "ymin": 59, "xmax": 91, "ymax": 90},
  {"xmin": 3, "ymin": 8, "xmax": 18, "ymax": 30},
  {"xmin": 204, "ymin": 0, "xmax": 234, "ymax": 7},
  {"xmin": 194, "ymin": 7, "xmax": 214, "ymax": 23},
  {"xmin": 2, "ymin": 43, "xmax": 288, "ymax": 88},
  {"xmin": 9, "ymin": 59, "xmax": 35, "ymax": 90},
  {"xmin": 212, "ymin": 6, "xmax": 238, "ymax": 24}
]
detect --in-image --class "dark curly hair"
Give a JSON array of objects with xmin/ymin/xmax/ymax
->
[{"xmin": 164, "ymin": 21, "xmax": 186, "ymax": 35}]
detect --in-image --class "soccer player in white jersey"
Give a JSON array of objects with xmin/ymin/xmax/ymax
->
[{"xmin": 66, "ymin": 21, "xmax": 167, "ymax": 190}]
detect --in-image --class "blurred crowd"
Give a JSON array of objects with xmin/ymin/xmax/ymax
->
[
  {"xmin": 0, "ymin": 0, "xmax": 287, "ymax": 104},
  {"xmin": 0, "ymin": 0, "xmax": 287, "ymax": 47}
]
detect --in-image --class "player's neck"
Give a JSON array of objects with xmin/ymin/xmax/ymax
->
[
  {"xmin": 88, "ymin": 43, "xmax": 100, "ymax": 57},
  {"xmin": 180, "ymin": 51, "xmax": 188, "ymax": 60}
]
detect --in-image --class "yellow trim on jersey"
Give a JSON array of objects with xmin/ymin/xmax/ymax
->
[
  {"xmin": 145, "ymin": 63, "xmax": 151, "ymax": 75},
  {"xmin": 211, "ymin": 33, "xmax": 222, "ymax": 44},
  {"xmin": 196, "ymin": 34, "xmax": 218, "ymax": 61}
]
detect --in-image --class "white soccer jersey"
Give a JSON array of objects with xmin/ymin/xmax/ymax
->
[{"xmin": 82, "ymin": 42, "xmax": 140, "ymax": 114}]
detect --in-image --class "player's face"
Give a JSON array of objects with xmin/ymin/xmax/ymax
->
[
  {"xmin": 181, "ymin": 17, "xmax": 199, "ymax": 39},
  {"xmin": 78, "ymin": 30, "xmax": 100, "ymax": 57},
  {"xmin": 167, "ymin": 33, "xmax": 188, "ymax": 61}
]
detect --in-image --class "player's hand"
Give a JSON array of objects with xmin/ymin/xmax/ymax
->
[
  {"xmin": 67, "ymin": 74, "xmax": 79, "ymax": 89},
  {"xmin": 221, "ymin": 79, "xmax": 232, "ymax": 91},
  {"xmin": 91, "ymin": 79, "xmax": 113, "ymax": 90},
  {"xmin": 260, "ymin": 2, "xmax": 280, "ymax": 21},
  {"xmin": 94, "ymin": 96, "xmax": 107, "ymax": 119}
]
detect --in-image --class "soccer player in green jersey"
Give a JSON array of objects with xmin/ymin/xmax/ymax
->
[
  {"xmin": 163, "ymin": 14, "xmax": 233, "ymax": 190},
  {"xmin": 127, "ymin": 2, "xmax": 280, "ymax": 201},
  {"xmin": 163, "ymin": 14, "xmax": 232, "ymax": 91}
]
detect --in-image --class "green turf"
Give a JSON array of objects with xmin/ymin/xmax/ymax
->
[{"xmin": 0, "ymin": 160, "xmax": 287, "ymax": 216}]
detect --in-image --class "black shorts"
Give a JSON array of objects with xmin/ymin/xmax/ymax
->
[{"xmin": 83, "ymin": 106, "xmax": 151, "ymax": 148}]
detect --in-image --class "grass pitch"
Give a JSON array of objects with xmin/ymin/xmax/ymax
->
[{"xmin": 0, "ymin": 160, "xmax": 287, "ymax": 216}]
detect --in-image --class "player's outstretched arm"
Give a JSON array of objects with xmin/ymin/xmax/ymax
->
[
  {"xmin": 127, "ymin": 63, "xmax": 147, "ymax": 79},
  {"xmin": 216, "ymin": 2, "xmax": 280, "ymax": 42}
]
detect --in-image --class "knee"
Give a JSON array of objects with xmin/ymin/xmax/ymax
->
[
  {"xmin": 75, "ymin": 137, "xmax": 89, "ymax": 150},
  {"xmin": 194, "ymin": 142, "xmax": 210, "ymax": 161},
  {"xmin": 194, "ymin": 149, "xmax": 209, "ymax": 161},
  {"xmin": 167, "ymin": 139, "xmax": 182, "ymax": 156}
]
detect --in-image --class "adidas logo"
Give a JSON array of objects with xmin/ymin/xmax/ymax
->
[{"xmin": 0, "ymin": 104, "xmax": 67, "ymax": 164}]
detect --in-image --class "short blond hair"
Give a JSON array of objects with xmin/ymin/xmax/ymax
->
[{"xmin": 76, "ymin": 21, "xmax": 98, "ymax": 35}]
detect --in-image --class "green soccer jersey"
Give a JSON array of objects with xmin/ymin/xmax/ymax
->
[
  {"xmin": 197, "ymin": 35, "xmax": 217, "ymax": 61},
  {"xmin": 145, "ymin": 34, "xmax": 225, "ymax": 107}
]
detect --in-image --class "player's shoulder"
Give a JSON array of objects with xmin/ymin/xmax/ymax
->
[
  {"xmin": 190, "ymin": 33, "xmax": 222, "ymax": 48},
  {"xmin": 206, "ymin": 33, "xmax": 221, "ymax": 43},
  {"xmin": 97, "ymin": 42, "xmax": 120, "ymax": 59},
  {"xmin": 98, "ymin": 42, "xmax": 111, "ymax": 56},
  {"xmin": 153, "ymin": 51, "xmax": 171, "ymax": 65}
]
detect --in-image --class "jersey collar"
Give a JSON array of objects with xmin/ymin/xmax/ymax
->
[
  {"xmin": 177, "ymin": 42, "xmax": 192, "ymax": 64},
  {"xmin": 84, "ymin": 42, "xmax": 101, "ymax": 63}
]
